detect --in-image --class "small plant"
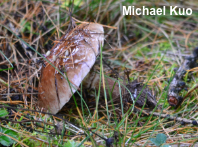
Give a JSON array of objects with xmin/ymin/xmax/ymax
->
[
  {"xmin": 0, "ymin": 109, "xmax": 18, "ymax": 146},
  {"xmin": 0, "ymin": 109, "xmax": 8, "ymax": 117},
  {"xmin": 64, "ymin": 140, "xmax": 85, "ymax": 147},
  {"xmin": 149, "ymin": 133, "xmax": 170, "ymax": 147},
  {"xmin": 20, "ymin": 20, "xmax": 31, "ymax": 33},
  {"xmin": 0, "ymin": 127, "xmax": 18, "ymax": 146}
]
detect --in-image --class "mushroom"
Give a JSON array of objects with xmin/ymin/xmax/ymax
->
[{"xmin": 38, "ymin": 23, "xmax": 104, "ymax": 114}]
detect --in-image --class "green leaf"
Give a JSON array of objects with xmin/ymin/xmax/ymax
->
[
  {"xmin": 0, "ymin": 128, "xmax": 18, "ymax": 146},
  {"xmin": 1, "ymin": 127, "xmax": 8, "ymax": 133},
  {"xmin": 64, "ymin": 140, "xmax": 77, "ymax": 147},
  {"xmin": 149, "ymin": 133, "xmax": 167, "ymax": 146},
  {"xmin": 64, "ymin": 140, "xmax": 84, "ymax": 147},
  {"xmin": 161, "ymin": 144, "xmax": 171, "ymax": 147},
  {"xmin": 150, "ymin": 138, "xmax": 161, "ymax": 146},
  {"xmin": 4, "ymin": 129, "xmax": 18, "ymax": 139},
  {"xmin": 0, "ymin": 109, "xmax": 8, "ymax": 117},
  {"xmin": 0, "ymin": 135, "xmax": 13, "ymax": 146},
  {"xmin": 0, "ymin": 127, "xmax": 3, "ymax": 133},
  {"xmin": 20, "ymin": 20, "xmax": 31, "ymax": 33},
  {"xmin": 156, "ymin": 133, "xmax": 167, "ymax": 144}
]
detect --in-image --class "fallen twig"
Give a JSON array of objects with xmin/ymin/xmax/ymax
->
[{"xmin": 168, "ymin": 47, "xmax": 198, "ymax": 107}]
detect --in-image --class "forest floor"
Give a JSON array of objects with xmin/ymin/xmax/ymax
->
[{"xmin": 1, "ymin": 0, "xmax": 198, "ymax": 146}]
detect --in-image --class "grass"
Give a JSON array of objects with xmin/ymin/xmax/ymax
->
[{"xmin": 1, "ymin": 0, "xmax": 198, "ymax": 146}]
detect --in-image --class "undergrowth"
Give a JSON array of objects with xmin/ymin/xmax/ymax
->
[{"xmin": 1, "ymin": 0, "xmax": 198, "ymax": 146}]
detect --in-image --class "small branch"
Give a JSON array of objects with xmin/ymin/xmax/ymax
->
[
  {"xmin": 150, "ymin": 111, "xmax": 195, "ymax": 125},
  {"xmin": 168, "ymin": 47, "xmax": 198, "ymax": 107}
]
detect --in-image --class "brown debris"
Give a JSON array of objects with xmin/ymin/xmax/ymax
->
[
  {"xmin": 123, "ymin": 79, "xmax": 157, "ymax": 110},
  {"xmin": 83, "ymin": 69, "xmax": 158, "ymax": 111}
]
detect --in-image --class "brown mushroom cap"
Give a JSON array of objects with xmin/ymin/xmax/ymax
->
[{"xmin": 38, "ymin": 23, "xmax": 104, "ymax": 114}]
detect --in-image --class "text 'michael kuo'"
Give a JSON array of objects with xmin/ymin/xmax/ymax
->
[{"xmin": 123, "ymin": 6, "xmax": 193, "ymax": 16}]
